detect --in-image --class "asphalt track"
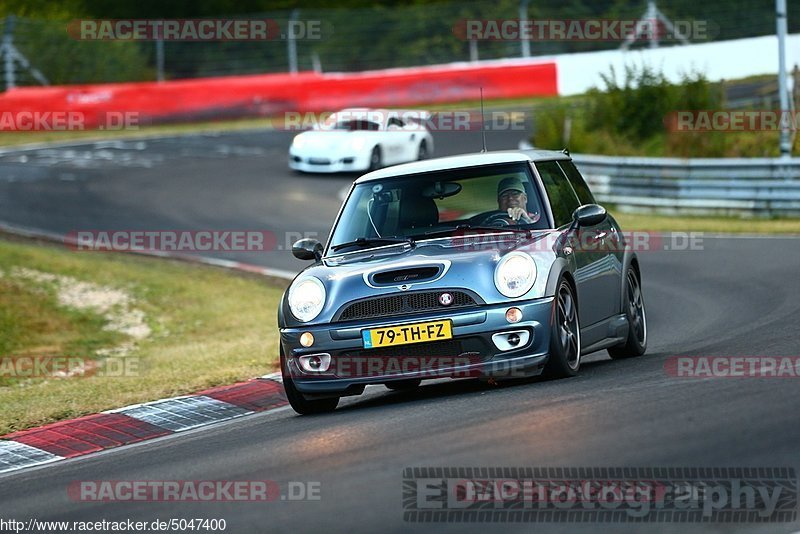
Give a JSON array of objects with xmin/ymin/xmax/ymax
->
[{"xmin": 1, "ymin": 127, "xmax": 800, "ymax": 533}]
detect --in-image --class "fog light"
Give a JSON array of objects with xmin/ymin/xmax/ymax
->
[
  {"xmin": 491, "ymin": 330, "xmax": 531, "ymax": 351},
  {"xmin": 298, "ymin": 353, "xmax": 331, "ymax": 373},
  {"xmin": 300, "ymin": 332, "xmax": 314, "ymax": 347},
  {"xmin": 505, "ymin": 307, "xmax": 523, "ymax": 323}
]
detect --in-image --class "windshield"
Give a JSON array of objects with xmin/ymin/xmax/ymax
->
[
  {"xmin": 327, "ymin": 162, "xmax": 549, "ymax": 254},
  {"xmin": 328, "ymin": 120, "xmax": 381, "ymax": 131}
]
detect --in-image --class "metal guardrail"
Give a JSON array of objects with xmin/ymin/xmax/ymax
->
[{"xmin": 572, "ymin": 154, "xmax": 800, "ymax": 216}]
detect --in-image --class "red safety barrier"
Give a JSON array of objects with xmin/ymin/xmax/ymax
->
[{"xmin": 0, "ymin": 60, "xmax": 556, "ymax": 130}]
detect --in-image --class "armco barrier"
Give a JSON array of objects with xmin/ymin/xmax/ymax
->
[
  {"xmin": 0, "ymin": 61, "xmax": 557, "ymax": 129},
  {"xmin": 572, "ymin": 153, "xmax": 800, "ymax": 217}
]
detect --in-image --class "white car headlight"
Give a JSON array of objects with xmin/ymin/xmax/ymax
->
[
  {"xmin": 288, "ymin": 277, "xmax": 326, "ymax": 322},
  {"xmin": 292, "ymin": 135, "xmax": 306, "ymax": 150},
  {"xmin": 494, "ymin": 251, "xmax": 536, "ymax": 298}
]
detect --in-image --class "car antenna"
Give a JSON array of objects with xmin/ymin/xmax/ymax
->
[{"xmin": 480, "ymin": 87, "xmax": 487, "ymax": 153}]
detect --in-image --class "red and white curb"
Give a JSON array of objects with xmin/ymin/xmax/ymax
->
[{"xmin": 0, "ymin": 374, "xmax": 285, "ymax": 475}]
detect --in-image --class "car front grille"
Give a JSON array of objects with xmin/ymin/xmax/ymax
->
[{"xmin": 335, "ymin": 290, "xmax": 479, "ymax": 322}]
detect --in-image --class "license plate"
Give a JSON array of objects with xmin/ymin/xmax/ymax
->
[{"xmin": 362, "ymin": 320, "xmax": 453, "ymax": 349}]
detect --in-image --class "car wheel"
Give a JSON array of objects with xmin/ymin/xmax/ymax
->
[
  {"xmin": 608, "ymin": 266, "xmax": 647, "ymax": 359},
  {"xmin": 544, "ymin": 279, "xmax": 581, "ymax": 378},
  {"xmin": 368, "ymin": 146, "xmax": 382, "ymax": 171},
  {"xmin": 385, "ymin": 378, "xmax": 421, "ymax": 391},
  {"xmin": 417, "ymin": 141, "xmax": 428, "ymax": 161},
  {"xmin": 281, "ymin": 354, "xmax": 339, "ymax": 415}
]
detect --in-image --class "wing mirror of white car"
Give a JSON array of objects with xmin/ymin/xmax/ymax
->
[{"xmin": 292, "ymin": 238, "xmax": 324, "ymax": 261}]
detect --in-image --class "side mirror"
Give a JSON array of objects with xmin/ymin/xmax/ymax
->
[
  {"xmin": 292, "ymin": 238, "xmax": 323, "ymax": 261},
  {"xmin": 572, "ymin": 204, "xmax": 607, "ymax": 227}
]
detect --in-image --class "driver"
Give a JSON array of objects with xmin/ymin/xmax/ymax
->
[{"xmin": 497, "ymin": 177, "xmax": 539, "ymax": 224}]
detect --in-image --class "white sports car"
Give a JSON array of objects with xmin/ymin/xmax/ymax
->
[{"xmin": 288, "ymin": 108, "xmax": 434, "ymax": 173}]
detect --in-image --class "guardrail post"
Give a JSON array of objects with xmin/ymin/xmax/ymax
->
[{"xmin": 2, "ymin": 16, "xmax": 15, "ymax": 91}]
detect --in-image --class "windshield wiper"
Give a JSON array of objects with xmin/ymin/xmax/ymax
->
[
  {"xmin": 420, "ymin": 224, "xmax": 532, "ymax": 240},
  {"xmin": 331, "ymin": 236, "xmax": 414, "ymax": 252}
]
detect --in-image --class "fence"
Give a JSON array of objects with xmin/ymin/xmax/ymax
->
[{"xmin": 573, "ymin": 154, "xmax": 800, "ymax": 217}]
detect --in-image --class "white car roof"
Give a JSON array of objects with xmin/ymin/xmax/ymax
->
[{"xmin": 355, "ymin": 149, "xmax": 570, "ymax": 183}]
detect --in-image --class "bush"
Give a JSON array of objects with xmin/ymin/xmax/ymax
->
[{"xmin": 528, "ymin": 65, "xmax": 772, "ymax": 157}]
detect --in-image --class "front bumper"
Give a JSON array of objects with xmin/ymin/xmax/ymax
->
[
  {"xmin": 280, "ymin": 297, "xmax": 555, "ymax": 395},
  {"xmin": 288, "ymin": 150, "xmax": 370, "ymax": 173}
]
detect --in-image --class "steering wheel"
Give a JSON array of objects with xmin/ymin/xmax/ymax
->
[{"xmin": 476, "ymin": 211, "xmax": 511, "ymax": 227}]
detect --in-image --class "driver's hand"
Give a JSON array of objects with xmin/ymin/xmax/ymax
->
[{"xmin": 507, "ymin": 207, "xmax": 533, "ymax": 223}]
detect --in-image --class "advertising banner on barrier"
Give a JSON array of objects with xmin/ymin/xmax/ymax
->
[{"xmin": 0, "ymin": 61, "xmax": 557, "ymax": 130}]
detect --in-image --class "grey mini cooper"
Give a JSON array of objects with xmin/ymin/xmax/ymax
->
[{"xmin": 279, "ymin": 150, "xmax": 647, "ymax": 414}]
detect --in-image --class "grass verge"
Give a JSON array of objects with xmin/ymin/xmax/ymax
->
[
  {"xmin": 611, "ymin": 210, "xmax": 800, "ymax": 234},
  {"xmin": 0, "ymin": 96, "xmax": 553, "ymax": 148},
  {"xmin": 0, "ymin": 236, "xmax": 285, "ymax": 434}
]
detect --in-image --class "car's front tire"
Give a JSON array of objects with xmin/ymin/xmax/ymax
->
[
  {"xmin": 281, "ymin": 355, "xmax": 339, "ymax": 415},
  {"xmin": 608, "ymin": 266, "xmax": 647, "ymax": 359},
  {"xmin": 417, "ymin": 141, "xmax": 428, "ymax": 161},
  {"xmin": 544, "ymin": 278, "xmax": 581, "ymax": 378},
  {"xmin": 368, "ymin": 146, "xmax": 382, "ymax": 171}
]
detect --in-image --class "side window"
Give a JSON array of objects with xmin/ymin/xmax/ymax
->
[
  {"xmin": 536, "ymin": 160, "xmax": 581, "ymax": 227},
  {"xmin": 559, "ymin": 161, "xmax": 596, "ymax": 206},
  {"xmin": 388, "ymin": 117, "xmax": 404, "ymax": 128}
]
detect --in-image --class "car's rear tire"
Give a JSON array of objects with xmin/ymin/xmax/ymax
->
[
  {"xmin": 608, "ymin": 266, "xmax": 647, "ymax": 359},
  {"xmin": 368, "ymin": 146, "xmax": 382, "ymax": 171},
  {"xmin": 281, "ymin": 355, "xmax": 339, "ymax": 415},
  {"xmin": 544, "ymin": 279, "xmax": 581, "ymax": 378},
  {"xmin": 417, "ymin": 141, "xmax": 428, "ymax": 161},
  {"xmin": 385, "ymin": 378, "xmax": 421, "ymax": 391}
]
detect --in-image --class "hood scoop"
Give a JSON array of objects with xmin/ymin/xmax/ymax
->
[{"xmin": 369, "ymin": 265, "xmax": 443, "ymax": 287}]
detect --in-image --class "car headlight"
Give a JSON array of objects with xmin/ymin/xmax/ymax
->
[
  {"xmin": 292, "ymin": 135, "xmax": 306, "ymax": 150},
  {"xmin": 288, "ymin": 277, "xmax": 326, "ymax": 322},
  {"xmin": 494, "ymin": 251, "xmax": 536, "ymax": 298}
]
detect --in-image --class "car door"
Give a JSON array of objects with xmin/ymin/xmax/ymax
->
[
  {"xmin": 559, "ymin": 160, "xmax": 622, "ymax": 319},
  {"xmin": 535, "ymin": 160, "xmax": 611, "ymax": 328},
  {"xmin": 384, "ymin": 117, "xmax": 408, "ymax": 164}
]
